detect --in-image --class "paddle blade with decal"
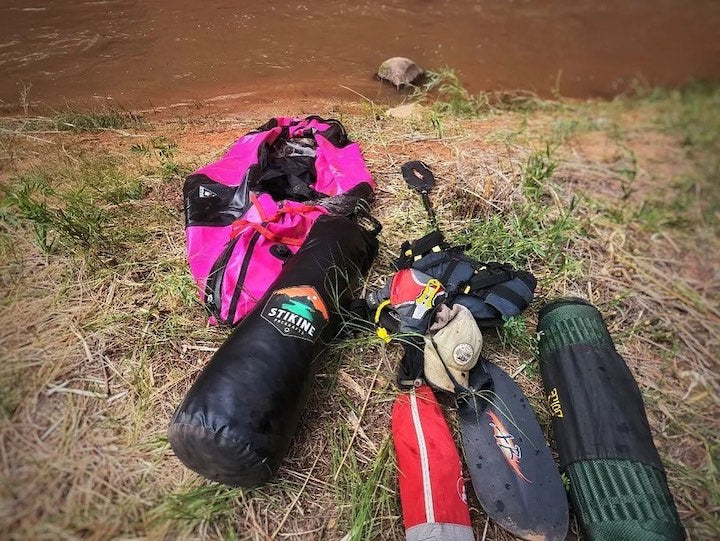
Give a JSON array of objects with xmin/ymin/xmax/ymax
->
[
  {"xmin": 401, "ymin": 160, "xmax": 438, "ymax": 229},
  {"xmin": 458, "ymin": 361, "xmax": 569, "ymax": 541},
  {"xmin": 401, "ymin": 160, "xmax": 435, "ymax": 193}
]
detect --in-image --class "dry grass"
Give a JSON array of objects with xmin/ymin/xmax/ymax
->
[{"xmin": 1, "ymin": 85, "xmax": 718, "ymax": 540}]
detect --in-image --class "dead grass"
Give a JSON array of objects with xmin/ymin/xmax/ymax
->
[{"xmin": 0, "ymin": 84, "xmax": 718, "ymax": 540}]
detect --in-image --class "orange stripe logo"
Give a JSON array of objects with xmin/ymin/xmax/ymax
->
[
  {"xmin": 275, "ymin": 286, "xmax": 329, "ymax": 320},
  {"xmin": 486, "ymin": 410, "xmax": 531, "ymax": 483}
]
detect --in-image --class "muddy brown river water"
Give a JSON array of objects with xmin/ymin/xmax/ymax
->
[{"xmin": 1, "ymin": 0, "xmax": 719, "ymax": 110}]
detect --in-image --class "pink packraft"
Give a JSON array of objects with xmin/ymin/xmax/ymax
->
[{"xmin": 183, "ymin": 116, "xmax": 375, "ymax": 325}]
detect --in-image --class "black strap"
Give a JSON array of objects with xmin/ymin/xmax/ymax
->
[
  {"xmin": 397, "ymin": 335, "xmax": 426, "ymax": 389},
  {"xmin": 409, "ymin": 253, "xmax": 446, "ymax": 274},
  {"xmin": 491, "ymin": 284, "xmax": 530, "ymax": 312},
  {"xmin": 468, "ymin": 264, "xmax": 515, "ymax": 291},
  {"xmin": 438, "ymin": 256, "xmax": 462, "ymax": 286},
  {"xmin": 397, "ymin": 230, "xmax": 447, "ymax": 268}
]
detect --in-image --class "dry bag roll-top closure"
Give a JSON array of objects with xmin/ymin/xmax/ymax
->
[{"xmin": 183, "ymin": 116, "xmax": 376, "ymax": 326}]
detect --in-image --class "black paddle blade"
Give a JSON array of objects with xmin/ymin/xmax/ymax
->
[
  {"xmin": 401, "ymin": 160, "xmax": 435, "ymax": 193},
  {"xmin": 458, "ymin": 361, "xmax": 569, "ymax": 541}
]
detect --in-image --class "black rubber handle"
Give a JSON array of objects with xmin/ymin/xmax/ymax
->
[{"xmin": 401, "ymin": 160, "xmax": 438, "ymax": 229}]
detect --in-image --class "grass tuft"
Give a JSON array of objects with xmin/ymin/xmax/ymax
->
[
  {"xmin": 157, "ymin": 483, "xmax": 245, "ymax": 524},
  {"xmin": 0, "ymin": 109, "xmax": 141, "ymax": 133},
  {"xmin": 415, "ymin": 67, "xmax": 560, "ymax": 117},
  {"xmin": 333, "ymin": 430, "xmax": 396, "ymax": 541},
  {"xmin": 455, "ymin": 204, "xmax": 580, "ymax": 277},
  {"xmin": 51, "ymin": 110, "xmax": 140, "ymax": 132},
  {"xmin": 523, "ymin": 144, "xmax": 559, "ymax": 198},
  {"xmin": 1, "ymin": 159, "xmax": 148, "ymax": 259}
]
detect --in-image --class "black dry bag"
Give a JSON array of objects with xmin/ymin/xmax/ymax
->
[
  {"xmin": 537, "ymin": 298, "xmax": 684, "ymax": 541},
  {"xmin": 169, "ymin": 216, "xmax": 378, "ymax": 487}
]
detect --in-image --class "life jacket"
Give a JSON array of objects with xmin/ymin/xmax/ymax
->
[
  {"xmin": 183, "ymin": 116, "xmax": 375, "ymax": 325},
  {"xmin": 361, "ymin": 230, "xmax": 536, "ymax": 338},
  {"xmin": 396, "ymin": 230, "xmax": 537, "ymax": 327}
]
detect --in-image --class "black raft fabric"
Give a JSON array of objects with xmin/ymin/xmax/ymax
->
[
  {"xmin": 183, "ymin": 174, "xmax": 251, "ymax": 227},
  {"xmin": 537, "ymin": 299, "xmax": 663, "ymax": 470},
  {"xmin": 168, "ymin": 216, "xmax": 378, "ymax": 487}
]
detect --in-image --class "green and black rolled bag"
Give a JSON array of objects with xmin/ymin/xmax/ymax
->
[{"xmin": 537, "ymin": 298, "xmax": 684, "ymax": 541}]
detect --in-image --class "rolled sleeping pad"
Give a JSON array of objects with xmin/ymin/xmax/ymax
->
[
  {"xmin": 169, "ymin": 215, "xmax": 378, "ymax": 487},
  {"xmin": 537, "ymin": 298, "xmax": 685, "ymax": 541}
]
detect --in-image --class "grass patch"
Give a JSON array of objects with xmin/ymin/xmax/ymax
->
[
  {"xmin": 455, "ymin": 204, "xmax": 580, "ymax": 275},
  {"xmin": 158, "ymin": 483, "xmax": 244, "ymax": 524},
  {"xmin": 0, "ymin": 159, "xmax": 147, "ymax": 259},
  {"xmin": 627, "ymin": 82, "xmax": 720, "ymax": 233},
  {"xmin": 150, "ymin": 261, "xmax": 199, "ymax": 310},
  {"xmin": 454, "ymin": 146, "xmax": 581, "ymax": 278},
  {"xmin": 51, "ymin": 110, "xmax": 140, "ymax": 132},
  {"xmin": 647, "ymin": 82, "xmax": 720, "ymax": 151},
  {"xmin": 500, "ymin": 315, "xmax": 537, "ymax": 354},
  {"xmin": 0, "ymin": 109, "xmax": 141, "ymax": 133},
  {"xmin": 333, "ymin": 430, "xmax": 396, "ymax": 541},
  {"xmin": 415, "ymin": 67, "xmax": 560, "ymax": 117},
  {"xmin": 131, "ymin": 137, "xmax": 185, "ymax": 179},
  {"xmin": 523, "ymin": 143, "xmax": 559, "ymax": 198}
]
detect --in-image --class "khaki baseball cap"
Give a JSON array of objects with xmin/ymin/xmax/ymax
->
[{"xmin": 424, "ymin": 304, "xmax": 482, "ymax": 392}]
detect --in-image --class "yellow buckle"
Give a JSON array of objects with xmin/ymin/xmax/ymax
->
[{"xmin": 416, "ymin": 278, "xmax": 443, "ymax": 309}]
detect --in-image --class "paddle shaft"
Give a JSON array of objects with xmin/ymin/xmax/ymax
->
[{"xmin": 420, "ymin": 191, "xmax": 438, "ymax": 230}]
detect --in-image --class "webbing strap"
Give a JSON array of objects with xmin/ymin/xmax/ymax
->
[
  {"xmin": 231, "ymin": 220, "xmax": 305, "ymax": 246},
  {"xmin": 398, "ymin": 230, "xmax": 447, "ymax": 267},
  {"xmin": 468, "ymin": 266, "xmax": 514, "ymax": 291},
  {"xmin": 230, "ymin": 195, "xmax": 322, "ymax": 245},
  {"xmin": 439, "ymin": 257, "xmax": 461, "ymax": 287},
  {"xmin": 490, "ymin": 284, "xmax": 529, "ymax": 312},
  {"xmin": 277, "ymin": 204, "xmax": 321, "ymax": 217},
  {"xmin": 374, "ymin": 300, "xmax": 391, "ymax": 323},
  {"xmin": 248, "ymin": 192, "xmax": 320, "ymax": 224},
  {"xmin": 249, "ymin": 192, "xmax": 269, "ymax": 222}
]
